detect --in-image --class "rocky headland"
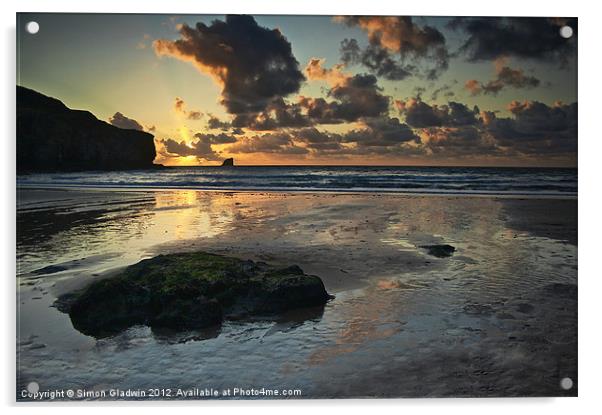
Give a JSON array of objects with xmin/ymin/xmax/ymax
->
[{"xmin": 17, "ymin": 86, "xmax": 157, "ymax": 172}]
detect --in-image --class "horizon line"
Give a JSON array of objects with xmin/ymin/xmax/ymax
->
[{"xmin": 159, "ymin": 164, "xmax": 577, "ymax": 169}]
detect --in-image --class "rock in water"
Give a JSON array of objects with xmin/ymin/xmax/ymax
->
[
  {"xmin": 57, "ymin": 252, "xmax": 332, "ymax": 337},
  {"xmin": 221, "ymin": 157, "xmax": 234, "ymax": 166},
  {"xmin": 17, "ymin": 86, "xmax": 157, "ymax": 172},
  {"xmin": 420, "ymin": 244, "xmax": 456, "ymax": 258}
]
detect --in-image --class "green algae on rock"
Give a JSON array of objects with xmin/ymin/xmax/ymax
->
[{"xmin": 56, "ymin": 252, "xmax": 332, "ymax": 337}]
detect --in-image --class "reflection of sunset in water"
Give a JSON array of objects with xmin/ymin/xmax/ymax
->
[
  {"xmin": 17, "ymin": 189, "xmax": 577, "ymax": 397},
  {"xmin": 151, "ymin": 190, "xmax": 233, "ymax": 241}
]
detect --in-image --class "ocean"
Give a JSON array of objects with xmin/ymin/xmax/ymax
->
[{"xmin": 16, "ymin": 166, "xmax": 577, "ymax": 196}]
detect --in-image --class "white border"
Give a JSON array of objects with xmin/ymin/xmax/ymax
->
[{"xmin": 2, "ymin": 0, "xmax": 600, "ymax": 413}]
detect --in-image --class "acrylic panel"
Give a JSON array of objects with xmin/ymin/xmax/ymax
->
[{"xmin": 16, "ymin": 13, "xmax": 577, "ymax": 401}]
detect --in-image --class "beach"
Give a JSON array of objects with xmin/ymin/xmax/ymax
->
[{"xmin": 17, "ymin": 188, "xmax": 577, "ymax": 398}]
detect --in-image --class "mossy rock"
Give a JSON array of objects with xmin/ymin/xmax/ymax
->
[{"xmin": 58, "ymin": 252, "xmax": 332, "ymax": 337}]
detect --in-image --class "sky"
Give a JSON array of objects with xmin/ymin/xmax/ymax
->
[{"xmin": 17, "ymin": 13, "xmax": 577, "ymax": 167}]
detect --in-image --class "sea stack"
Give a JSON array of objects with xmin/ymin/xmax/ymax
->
[{"xmin": 221, "ymin": 157, "xmax": 234, "ymax": 166}]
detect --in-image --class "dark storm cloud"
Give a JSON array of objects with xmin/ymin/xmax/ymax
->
[
  {"xmin": 218, "ymin": 99, "xmax": 576, "ymax": 160},
  {"xmin": 108, "ymin": 112, "xmax": 144, "ymax": 131},
  {"xmin": 389, "ymin": 96, "xmax": 576, "ymax": 160},
  {"xmin": 206, "ymin": 114, "xmax": 232, "ymax": 130},
  {"xmin": 337, "ymin": 16, "xmax": 449, "ymax": 80},
  {"xmin": 465, "ymin": 63, "xmax": 540, "ymax": 96},
  {"xmin": 340, "ymin": 39, "xmax": 412, "ymax": 81},
  {"xmin": 449, "ymin": 17, "xmax": 577, "ymax": 66},
  {"xmin": 295, "ymin": 118, "xmax": 420, "ymax": 154},
  {"xmin": 342, "ymin": 117, "xmax": 419, "ymax": 147},
  {"xmin": 396, "ymin": 99, "xmax": 479, "ymax": 128},
  {"xmin": 402, "ymin": 98, "xmax": 577, "ymax": 159},
  {"xmin": 233, "ymin": 71, "xmax": 390, "ymax": 130},
  {"xmin": 225, "ymin": 116, "xmax": 420, "ymax": 156},
  {"xmin": 299, "ymin": 73, "xmax": 390, "ymax": 124},
  {"xmin": 327, "ymin": 74, "xmax": 390, "ymax": 120},
  {"xmin": 484, "ymin": 100, "xmax": 577, "ymax": 154},
  {"xmin": 294, "ymin": 127, "xmax": 344, "ymax": 151},
  {"xmin": 232, "ymin": 97, "xmax": 311, "ymax": 131},
  {"xmin": 154, "ymin": 15, "xmax": 305, "ymax": 116}
]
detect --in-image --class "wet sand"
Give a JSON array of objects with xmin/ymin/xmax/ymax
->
[{"xmin": 16, "ymin": 188, "xmax": 577, "ymax": 399}]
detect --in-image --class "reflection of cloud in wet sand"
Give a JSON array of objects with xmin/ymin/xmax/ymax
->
[
  {"xmin": 17, "ymin": 189, "xmax": 578, "ymax": 397},
  {"xmin": 377, "ymin": 279, "xmax": 426, "ymax": 290},
  {"xmin": 308, "ymin": 283, "xmax": 412, "ymax": 365}
]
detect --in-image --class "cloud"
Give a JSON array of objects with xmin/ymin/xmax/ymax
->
[
  {"xmin": 449, "ymin": 17, "xmax": 577, "ymax": 66},
  {"xmin": 396, "ymin": 98, "xmax": 479, "ymax": 128},
  {"xmin": 108, "ymin": 112, "xmax": 144, "ymax": 131},
  {"xmin": 206, "ymin": 114, "xmax": 231, "ymax": 130},
  {"xmin": 420, "ymin": 126, "xmax": 498, "ymax": 157},
  {"xmin": 154, "ymin": 15, "xmax": 305, "ymax": 116},
  {"xmin": 343, "ymin": 117, "xmax": 419, "ymax": 148},
  {"xmin": 161, "ymin": 98, "xmax": 576, "ymax": 163},
  {"xmin": 161, "ymin": 132, "xmax": 239, "ymax": 162},
  {"xmin": 294, "ymin": 120, "xmax": 423, "ymax": 156},
  {"xmin": 299, "ymin": 73, "xmax": 390, "ymax": 124},
  {"xmin": 227, "ymin": 132, "xmax": 309, "ymax": 155},
  {"xmin": 336, "ymin": 16, "xmax": 449, "ymax": 80},
  {"xmin": 430, "ymin": 83, "xmax": 456, "ymax": 101},
  {"xmin": 187, "ymin": 110, "xmax": 203, "ymax": 120},
  {"xmin": 485, "ymin": 100, "xmax": 577, "ymax": 155},
  {"xmin": 464, "ymin": 79, "xmax": 482, "ymax": 96},
  {"xmin": 231, "ymin": 70, "xmax": 390, "ymax": 130},
  {"xmin": 494, "ymin": 66, "xmax": 540, "ymax": 89},
  {"xmin": 294, "ymin": 127, "xmax": 344, "ymax": 152},
  {"xmin": 340, "ymin": 39, "xmax": 412, "ymax": 81},
  {"xmin": 173, "ymin": 97, "xmax": 203, "ymax": 120},
  {"xmin": 465, "ymin": 60, "xmax": 540, "ymax": 96},
  {"xmin": 287, "ymin": 118, "xmax": 420, "ymax": 155},
  {"xmin": 398, "ymin": 98, "xmax": 577, "ymax": 160},
  {"xmin": 305, "ymin": 58, "xmax": 350, "ymax": 87},
  {"xmin": 193, "ymin": 132, "xmax": 238, "ymax": 144},
  {"xmin": 232, "ymin": 97, "xmax": 311, "ymax": 130},
  {"xmin": 174, "ymin": 97, "xmax": 185, "ymax": 113},
  {"xmin": 337, "ymin": 16, "xmax": 447, "ymax": 57},
  {"xmin": 391, "ymin": 97, "xmax": 576, "ymax": 160},
  {"xmin": 225, "ymin": 115, "xmax": 420, "ymax": 157},
  {"xmin": 161, "ymin": 138, "xmax": 221, "ymax": 161},
  {"xmin": 204, "ymin": 114, "xmax": 248, "ymax": 136}
]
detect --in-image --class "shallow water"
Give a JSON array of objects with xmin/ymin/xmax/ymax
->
[
  {"xmin": 16, "ymin": 189, "xmax": 577, "ymax": 399},
  {"xmin": 17, "ymin": 166, "xmax": 577, "ymax": 196}
]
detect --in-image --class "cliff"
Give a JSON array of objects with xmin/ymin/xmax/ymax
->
[{"xmin": 17, "ymin": 86, "xmax": 157, "ymax": 172}]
